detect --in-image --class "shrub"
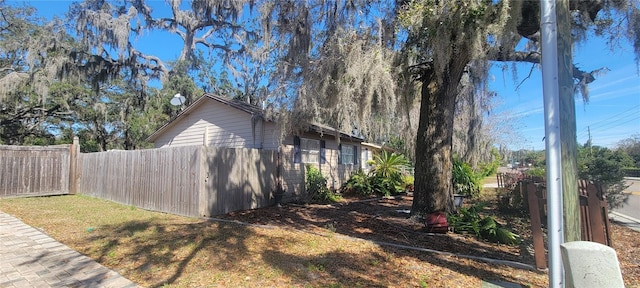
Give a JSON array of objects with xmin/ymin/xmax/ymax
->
[
  {"xmin": 478, "ymin": 147, "xmax": 502, "ymax": 177},
  {"xmin": 452, "ymin": 157, "xmax": 482, "ymax": 198},
  {"xmin": 340, "ymin": 151, "xmax": 412, "ymax": 197},
  {"xmin": 579, "ymin": 145, "xmax": 631, "ymax": 210},
  {"xmin": 370, "ymin": 151, "xmax": 410, "ymax": 178},
  {"xmin": 369, "ymin": 174, "xmax": 402, "ymax": 197},
  {"xmin": 305, "ymin": 165, "xmax": 338, "ymax": 202},
  {"xmin": 402, "ymin": 174, "xmax": 415, "ymax": 192},
  {"xmin": 515, "ymin": 144, "xmax": 630, "ymax": 210},
  {"xmin": 525, "ymin": 167, "xmax": 545, "ymax": 178},
  {"xmin": 497, "ymin": 181, "xmax": 530, "ymax": 213},
  {"xmin": 341, "ymin": 169, "xmax": 373, "ymax": 196},
  {"xmin": 369, "ymin": 151, "xmax": 410, "ymax": 196},
  {"xmin": 448, "ymin": 202, "xmax": 520, "ymax": 245}
]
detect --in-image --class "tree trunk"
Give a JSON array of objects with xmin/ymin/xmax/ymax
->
[
  {"xmin": 411, "ymin": 52, "xmax": 470, "ymax": 216},
  {"xmin": 557, "ymin": 0, "xmax": 581, "ymax": 242}
]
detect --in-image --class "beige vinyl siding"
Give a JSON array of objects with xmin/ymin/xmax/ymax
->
[
  {"xmin": 320, "ymin": 138, "xmax": 360, "ymax": 190},
  {"xmin": 259, "ymin": 121, "xmax": 281, "ymax": 150},
  {"xmin": 279, "ymin": 133, "xmax": 361, "ymax": 201},
  {"xmin": 361, "ymin": 146, "xmax": 373, "ymax": 172},
  {"xmin": 154, "ymin": 100, "xmax": 263, "ymax": 149}
]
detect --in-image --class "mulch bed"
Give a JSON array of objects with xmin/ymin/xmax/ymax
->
[
  {"xmin": 218, "ymin": 195, "xmax": 535, "ymax": 266},
  {"xmin": 217, "ymin": 193, "xmax": 640, "ymax": 286}
]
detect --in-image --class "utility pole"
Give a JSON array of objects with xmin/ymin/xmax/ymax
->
[
  {"xmin": 588, "ymin": 126, "xmax": 593, "ymax": 155},
  {"xmin": 556, "ymin": 0, "xmax": 581, "ymax": 245},
  {"xmin": 541, "ymin": 0, "xmax": 564, "ymax": 285},
  {"xmin": 541, "ymin": 0, "xmax": 582, "ymax": 286}
]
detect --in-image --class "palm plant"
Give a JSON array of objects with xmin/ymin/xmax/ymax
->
[
  {"xmin": 371, "ymin": 150, "xmax": 410, "ymax": 177},
  {"xmin": 369, "ymin": 151, "xmax": 411, "ymax": 196}
]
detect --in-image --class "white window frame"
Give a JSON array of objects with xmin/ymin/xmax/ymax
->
[
  {"xmin": 301, "ymin": 138, "xmax": 320, "ymax": 164},
  {"xmin": 341, "ymin": 144, "xmax": 355, "ymax": 165}
]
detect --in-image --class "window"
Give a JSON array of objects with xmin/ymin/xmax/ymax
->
[
  {"xmin": 301, "ymin": 138, "xmax": 320, "ymax": 163},
  {"xmin": 294, "ymin": 136, "xmax": 324, "ymax": 164},
  {"xmin": 340, "ymin": 144, "xmax": 358, "ymax": 165},
  {"xmin": 363, "ymin": 148, "xmax": 370, "ymax": 169}
]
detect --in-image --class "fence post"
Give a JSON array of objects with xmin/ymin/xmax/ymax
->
[
  {"xmin": 274, "ymin": 149, "xmax": 284, "ymax": 206},
  {"xmin": 198, "ymin": 145, "xmax": 209, "ymax": 217},
  {"xmin": 586, "ymin": 184, "xmax": 608, "ymax": 245},
  {"xmin": 527, "ymin": 182, "xmax": 547, "ymax": 269},
  {"xmin": 68, "ymin": 136, "xmax": 80, "ymax": 195}
]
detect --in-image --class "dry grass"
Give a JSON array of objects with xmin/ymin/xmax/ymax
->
[
  {"xmin": 1, "ymin": 183, "xmax": 638, "ymax": 287},
  {"xmin": 0, "ymin": 194, "xmax": 552, "ymax": 288}
]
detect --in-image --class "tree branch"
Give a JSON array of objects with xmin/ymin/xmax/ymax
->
[
  {"xmin": 517, "ymin": 1, "xmax": 605, "ymax": 40},
  {"xmin": 516, "ymin": 64, "xmax": 537, "ymax": 90},
  {"xmin": 492, "ymin": 50, "xmax": 596, "ymax": 84},
  {"xmin": 407, "ymin": 61, "xmax": 433, "ymax": 82}
]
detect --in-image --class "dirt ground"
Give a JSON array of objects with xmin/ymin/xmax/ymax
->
[
  {"xmin": 220, "ymin": 196, "xmax": 529, "ymax": 264},
  {"xmin": 217, "ymin": 193, "xmax": 640, "ymax": 286}
]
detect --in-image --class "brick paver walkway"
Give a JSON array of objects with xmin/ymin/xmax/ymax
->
[{"xmin": 0, "ymin": 211, "xmax": 140, "ymax": 288}]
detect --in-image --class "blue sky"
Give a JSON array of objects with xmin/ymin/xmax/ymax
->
[
  {"xmin": 491, "ymin": 35, "xmax": 640, "ymax": 151},
  {"xmin": 20, "ymin": 1, "xmax": 640, "ymax": 151}
]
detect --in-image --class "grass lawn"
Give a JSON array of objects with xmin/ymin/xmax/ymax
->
[{"xmin": 0, "ymin": 194, "xmax": 551, "ymax": 287}]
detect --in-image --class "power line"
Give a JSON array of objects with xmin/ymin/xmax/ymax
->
[
  {"xmin": 582, "ymin": 104, "xmax": 640, "ymax": 130},
  {"xmin": 596, "ymin": 116, "xmax": 640, "ymax": 131},
  {"xmin": 577, "ymin": 105, "xmax": 640, "ymax": 138}
]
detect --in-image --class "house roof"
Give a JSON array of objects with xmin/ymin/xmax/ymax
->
[
  {"xmin": 146, "ymin": 93, "xmax": 260, "ymax": 142},
  {"xmin": 306, "ymin": 122, "xmax": 364, "ymax": 141},
  {"xmin": 361, "ymin": 142, "xmax": 396, "ymax": 152},
  {"xmin": 146, "ymin": 93, "xmax": 364, "ymax": 143}
]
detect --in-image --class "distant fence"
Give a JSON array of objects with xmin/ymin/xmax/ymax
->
[
  {"xmin": 0, "ymin": 144, "xmax": 75, "ymax": 197},
  {"xmin": 623, "ymin": 167, "xmax": 640, "ymax": 177}
]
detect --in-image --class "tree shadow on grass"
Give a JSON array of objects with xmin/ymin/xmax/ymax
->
[
  {"xmin": 83, "ymin": 219, "xmax": 253, "ymax": 287},
  {"xmin": 64, "ymin": 193, "xmax": 542, "ymax": 286},
  {"xmin": 261, "ymin": 239, "xmax": 544, "ymax": 287},
  {"xmin": 219, "ymin": 195, "xmax": 532, "ymax": 265}
]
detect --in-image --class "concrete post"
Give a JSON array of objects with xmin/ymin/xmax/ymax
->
[{"xmin": 560, "ymin": 241, "xmax": 624, "ymax": 288}]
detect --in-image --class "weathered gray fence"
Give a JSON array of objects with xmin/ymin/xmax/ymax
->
[
  {"xmin": 1, "ymin": 142, "xmax": 288, "ymax": 217},
  {"xmin": 78, "ymin": 146, "xmax": 203, "ymax": 217},
  {"xmin": 202, "ymin": 147, "xmax": 278, "ymax": 215},
  {"xmin": 0, "ymin": 144, "xmax": 74, "ymax": 197},
  {"xmin": 77, "ymin": 146, "xmax": 279, "ymax": 217}
]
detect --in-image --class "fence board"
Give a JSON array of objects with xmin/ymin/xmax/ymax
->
[
  {"xmin": 0, "ymin": 145, "xmax": 71, "ymax": 197},
  {"xmin": 5, "ymin": 144, "xmax": 289, "ymax": 218},
  {"xmin": 526, "ymin": 182, "xmax": 547, "ymax": 269},
  {"xmin": 78, "ymin": 147, "xmax": 202, "ymax": 217},
  {"xmin": 524, "ymin": 179, "xmax": 611, "ymax": 269},
  {"xmin": 203, "ymin": 147, "xmax": 277, "ymax": 216}
]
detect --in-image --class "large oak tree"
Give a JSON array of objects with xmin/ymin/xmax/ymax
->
[{"xmin": 399, "ymin": 0, "xmax": 639, "ymax": 216}]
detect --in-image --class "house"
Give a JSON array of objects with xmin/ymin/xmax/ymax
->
[
  {"xmin": 147, "ymin": 93, "xmax": 279, "ymax": 150},
  {"xmin": 146, "ymin": 93, "xmax": 366, "ymax": 199},
  {"xmin": 360, "ymin": 142, "xmax": 396, "ymax": 172}
]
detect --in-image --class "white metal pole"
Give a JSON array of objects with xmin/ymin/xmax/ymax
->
[{"xmin": 540, "ymin": 0, "xmax": 564, "ymax": 287}]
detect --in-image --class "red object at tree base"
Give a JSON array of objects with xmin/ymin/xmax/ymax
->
[{"xmin": 425, "ymin": 212, "xmax": 449, "ymax": 233}]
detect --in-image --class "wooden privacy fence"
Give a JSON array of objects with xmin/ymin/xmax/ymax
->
[
  {"xmin": 79, "ymin": 146, "xmax": 203, "ymax": 217},
  {"xmin": 522, "ymin": 180, "xmax": 612, "ymax": 269},
  {"xmin": 0, "ymin": 143, "xmax": 77, "ymax": 197},
  {"xmin": 2, "ymin": 142, "xmax": 285, "ymax": 217},
  {"xmin": 78, "ymin": 146, "xmax": 280, "ymax": 217}
]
